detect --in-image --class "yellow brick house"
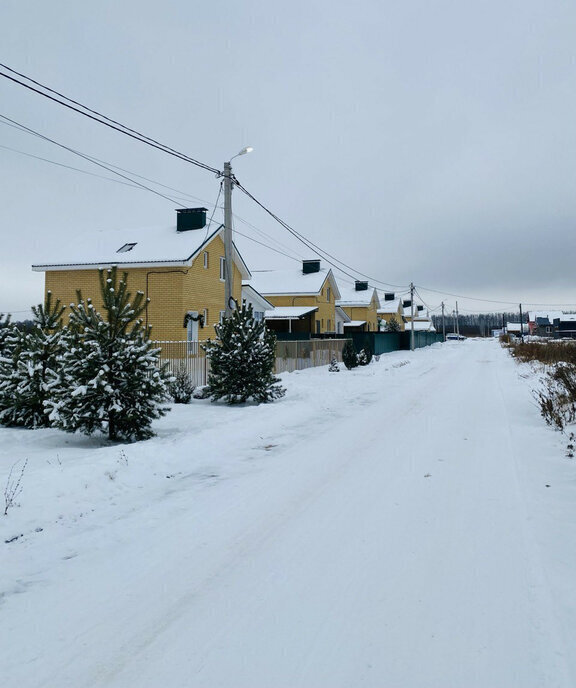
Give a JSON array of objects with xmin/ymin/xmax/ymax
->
[
  {"xmin": 376, "ymin": 292, "xmax": 405, "ymax": 331},
  {"xmin": 336, "ymin": 281, "xmax": 381, "ymax": 332},
  {"xmin": 32, "ymin": 208, "xmax": 251, "ymax": 343},
  {"xmin": 247, "ymin": 260, "xmax": 340, "ymax": 334}
]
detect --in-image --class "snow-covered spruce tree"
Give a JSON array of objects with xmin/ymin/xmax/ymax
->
[
  {"xmin": 0, "ymin": 312, "xmax": 13, "ymax": 355},
  {"xmin": 168, "ymin": 364, "xmax": 195, "ymax": 404},
  {"xmin": 358, "ymin": 339, "xmax": 373, "ymax": 366},
  {"xmin": 0, "ymin": 292, "xmax": 66, "ymax": 428},
  {"xmin": 342, "ymin": 340, "xmax": 359, "ymax": 370},
  {"xmin": 203, "ymin": 303, "xmax": 285, "ymax": 404},
  {"xmin": 46, "ymin": 268, "xmax": 170, "ymax": 442},
  {"xmin": 386, "ymin": 316, "xmax": 401, "ymax": 332}
]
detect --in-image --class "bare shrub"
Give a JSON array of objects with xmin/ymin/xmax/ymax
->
[
  {"xmin": 4, "ymin": 459, "xmax": 28, "ymax": 515},
  {"xmin": 535, "ymin": 363, "xmax": 576, "ymax": 431}
]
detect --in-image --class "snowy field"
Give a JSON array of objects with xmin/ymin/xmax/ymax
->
[{"xmin": 1, "ymin": 339, "xmax": 576, "ymax": 687}]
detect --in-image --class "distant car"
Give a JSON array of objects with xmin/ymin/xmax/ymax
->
[{"xmin": 446, "ymin": 333, "xmax": 466, "ymax": 341}]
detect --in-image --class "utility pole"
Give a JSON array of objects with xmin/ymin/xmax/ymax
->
[
  {"xmin": 222, "ymin": 147, "xmax": 253, "ymax": 319},
  {"xmin": 441, "ymin": 301, "xmax": 446, "ymax": 341},
  {"xmin": 223, "ymin": 160, "xmax": 234, "ymax": 319},
  {"xmin": 455, "ymin": 301, "xmax": 460, "ymax": 336},
  {"xmin": 410, "ymin": 282, "xmax": 415, "ymax": 351},
  {"xmin": 519, "ymin": 303, "xmax": 524, "ymax": 343}
]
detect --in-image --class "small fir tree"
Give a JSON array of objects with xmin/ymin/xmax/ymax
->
[
  {"xmin": 387, "ymin": 316, "xmax": 401, "ymax": 332},
  {"xmin": 358, "ymin": 338, "xmax": 373, "ymax": 366},
  {"xmin": 342, "ymin": 340, "xmax": 359, "ymax": 369},
  {"xmin": 46, "ymin": 268, "xmax": 170, "ymax": 442},
  {"xmin": 328, "ymin": 356, "xmax": 340, "ymax": 372},
  {"xmin": 168, "ymin": 365, "xmax": 194, "ymax": 404},
  {"xmin": 203, "ymin": 303, "xmax": 285, "ymax": 404},
  {"xmin": 357, "ymin": 348, "xmax": 372, "ymax": 366},
  {"xmin": 0, "ymin": 292, "xmax": 66, "ymax": 428}
]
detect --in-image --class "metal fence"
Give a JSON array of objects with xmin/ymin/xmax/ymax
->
[
  {"xmin": 152, "ymin": 341, "xmax": 210, "ymax": 387},
  {"xmin": 152, "ymin": 338, "xmax": 349, "ymax": 385},
  {"xmin": 274, "ymin": 339, "xmax": 348, "ymax": 374}
]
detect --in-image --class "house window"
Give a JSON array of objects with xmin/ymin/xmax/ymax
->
[
  {"xmin": 326, "ymin": 287, "xmax": 331, "ymax": 303},
  {"xmin": 254, "ymin": 311, "xmax": 264, "ymax": 322},
  {"xmin": 219, "ymin": 310, "xmax": 225, "ymax": 323},
  {"xmin": 546, "ymin": 326, "xmax": 552, "ymax": 333},
  {"xmin": 117, "ymin": 242, "xmax": 137, "ymax": 253},
  {"xmin": 203, "ymin": 251, "xmax": 209, "ymax": 269},
  {"xmin": 316, "ymin": 320, "xmax": 321, "ymax": 334},
  {"xmin": 203, "ymin": 308, "xmax": 208, "ymax": 327},
  {"xmin": 327, "ymin": 319, "xmax": 331, "ymax": 331},
  {"xmin": 219, "ymin": 257, "xmax": 225, "ymax": 281}
]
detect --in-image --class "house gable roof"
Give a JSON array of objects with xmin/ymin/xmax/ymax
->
[
  {"xmin": 241, "ymin": 284, "xmax": 274, "ymax": 311},
  {"xmin": 31, "ymin": 223, "xmax": 251, "ymax": 280},
  {"xmin": 336, "ymin": 283, "xmax": 380, "ymax": 309},
  {"xmin": 248, "ymin": 268, "xmax": 340, "ymax": 299}
]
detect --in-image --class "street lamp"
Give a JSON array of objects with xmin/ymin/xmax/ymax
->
[{"xmin": 223, "ymin": 147, "xmax": 253, "ymax": 317}]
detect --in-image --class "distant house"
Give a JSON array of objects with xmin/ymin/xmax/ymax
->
[
  {"xmin": 403, "ymin": 303, "xmax": 426, "ymax": 323},
  {"xmin": 554, "ymin": 315, "xmax": 576, "ymax": 339},
  {"xmin": 31, "ymin": 208, "xmax": 251, "ymax": 342},
  {"xmin": 405, "ymin": 318, "xmax": 436, "ymax": 333},
  {"xmin": 336, "ymin": 281, "xmax": 381, "ymax": 332},
  {"xmin": 248, "ymin": 260, "xmax": 340, "ymax": 335},
  {"xmin": 377, "ymin": 292, "xmax": 404, "ymax": 331},
  {"xmin": 527, "ymin": 311, "xmax": 563, "ymax": 337}
]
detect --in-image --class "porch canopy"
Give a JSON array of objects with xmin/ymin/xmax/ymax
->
[
  {"xmin": 343, "ymin": 320, "xmax": 367, "ymax": 332},
  {"xmin": 264, "ymin": 306, "xmax": 318, "ymax": 334}
]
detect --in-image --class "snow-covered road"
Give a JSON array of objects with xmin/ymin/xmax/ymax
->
[{"xmin": 2, "ymin": 340, "xmax": 575, "ymax": 687}]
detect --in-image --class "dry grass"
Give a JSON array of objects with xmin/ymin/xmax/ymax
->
[{"xmin": 509, "ymin": 340, "xmax": 576, "ymax": 365}]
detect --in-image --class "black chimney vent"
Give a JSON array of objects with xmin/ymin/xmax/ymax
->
[
  {"xmin": 384, "ymin": 292, "xmax": 395, "ymax": 301},
  {"xmin": 302, "ymin": 259, "xmax": 321, "ymax": 274},
  {"xmin": 355, "ymin": 281, "xmax": 368, "ymax": 291},
  {"xmin": 176, "ymin": 207, "xmax": 208, "ymax": 232},
  {"xmin": 417, "ymin": 305, "xmax": 424, "ymax": 312},
  {"xmin": 403, "ymin": 299, "xmax": 412, "ymax": 308}
]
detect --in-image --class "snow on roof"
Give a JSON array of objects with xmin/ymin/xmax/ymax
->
[
  {"xmin": 376, "ymin": 294, "xmax": 403, "ymax": 312},
  {"xmin": 343, "ymin": 320, "xmax": 366, "ymax": 327},
  {"xmin": 336, "ymin": 283, "xmax": 380, "ymax": 308},
  {"xmin": 377, "ymin": 299, "xmax": 402, "ymax": 313},
  {"xmin": 506, "ymin": 323, "xmax": 529, "ymax": 332},
  {"xmin": 264, "ymin": 306, "xmax": 317, "ymax": 319},
  {"xmin": 405, "ymin": 320, "xmax": 436, "ymax": 332},
  {"xmin": 32, "ymin": 223, "xmax": 251, "ymax": 279},
  {"xmin": 249, "ymin": 268, "xmax": 339, "ymax": 298},
  {"xmin": 527, "ymin": 311, "xmax": 564, "ymax": 323}
]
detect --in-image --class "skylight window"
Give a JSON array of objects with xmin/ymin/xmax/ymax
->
[{"xmin": 117, "ymin": 242, "xmax": 137, "ymax": 253}]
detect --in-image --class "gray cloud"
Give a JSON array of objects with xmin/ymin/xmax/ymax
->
[{"xmin": 1, "ymin": 0, "xmax": 574, "ymax": 315}]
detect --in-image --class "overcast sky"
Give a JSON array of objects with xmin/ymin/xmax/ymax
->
[{"xmin": 1, "ymin": 0, "xmax": 575, "ymax": 317}]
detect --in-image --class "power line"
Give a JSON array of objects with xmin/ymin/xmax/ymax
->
[
  {"xmin": 235, "ymin": 179, "xmax": 408, "ymax": 290},
  {"xmin": 0, "ymin": 115, "xmax": 321, "ymax": 266},
  {"xmin": 0, "ymin": 113, "xmax": 187, "ymax": 206},
  {"xmin": 415, "ymin": 283, "xmax": 576, "ymax": 308},
  {"xmin": 0, "ymin": 142, "xmax": 144, "ymax": 189},
  {"xmin": 0, "ymin": 63, "xmax": 220, "ymax": 174}
]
